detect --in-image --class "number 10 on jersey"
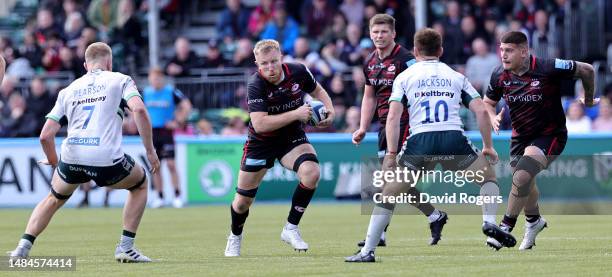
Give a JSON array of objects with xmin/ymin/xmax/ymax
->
[{"xmin": 420, "ymin": 100, "xmax": 448, "ymax": 124}]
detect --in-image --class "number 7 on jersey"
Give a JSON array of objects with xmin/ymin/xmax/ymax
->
[{"xmin": 82, "ymin": 105, "xmax": 95, "ymax": 129}]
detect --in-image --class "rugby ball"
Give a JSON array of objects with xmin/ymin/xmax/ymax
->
[{"xmin": 307, "ymin": 100, "xmax": 327, "ymax": 126}]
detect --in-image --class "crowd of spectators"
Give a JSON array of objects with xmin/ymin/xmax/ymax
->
[{"xmin": 1, "ymin": 0, "xmax": 611, "ymax": 138}]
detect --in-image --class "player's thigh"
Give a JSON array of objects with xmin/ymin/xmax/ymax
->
[
  {"xmin": 107, "ymin": 162, "xmax": 147, "ymax": 190},
  {"xmin": 51, "ymin": 169, "xmax": 81, "ymax": 196},
  {"xmin": 523, "ymin": 146, "xmax": 548, "ymax": 168},
  {"xmin": 236, "ymin": 169, "xmax": 267, "ymax": 190},
  {"xmin": 279, "ymin": 143, "xmax": 317, "ymax": 171}
]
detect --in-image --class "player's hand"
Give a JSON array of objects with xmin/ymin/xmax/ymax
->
[
  {"xmin": 352, "ymin": 128, "xmax": 366, "ymax": 145},
  {"xmin": 579, "ymin": 97, "xmax": 600, "ymax": 107},
  {"xmin": 147, "ymin": 151, "xmax": 161, "ymax": 174},
  {"xmin": 482, "ymin": 147, "xmax": 499, "ymax": 165},
  {"xmin": 382, "ymin": 152, "xmax": 398, "ymax": 171},
  {"xmin": 294, "ymin": 104, "xmax": 312, "ymax": 123},
  {"xmin": 317, "ymin": 108, "xmax": 335, "ymax": 128},
  {"xmin": 37, "ymin": 159, "xmax": 58, "ymax": 168},
  {"xmin": 492, "ymin": 107, "xmax": 505, "ymax": 134}
]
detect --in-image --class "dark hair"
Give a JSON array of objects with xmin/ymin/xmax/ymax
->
[
  {"xmin": 414, "ymin": 28, "xmax": 442, "ymax": 56},
  {"xmin": 369, "ymin": 14, "xmax": 395, "ymax": 32},
  {"xmin": 500, "ymin": 31, "xmax": 528, "ymax": 45}
]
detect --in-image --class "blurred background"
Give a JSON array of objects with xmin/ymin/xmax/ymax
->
[{"xmin": 0, "ymin": 0, "xmax": 610, "ymax": 208}]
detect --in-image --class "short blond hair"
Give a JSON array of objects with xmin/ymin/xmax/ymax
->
[
  {"xmin": 84, "ymin": 42, "xmax": 112, "ymax": 63},
  {"xmin": 369, "ymin": 14, "xmax": 395, "ymax": 32},
  {"xmin": 253, "ymin": 39, "xmax": 281, "ymax": 56}
]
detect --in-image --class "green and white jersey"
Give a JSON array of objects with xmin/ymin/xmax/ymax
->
[
  {"xmin": 390, "ymin": 60, "xmax": 480, "ymax": 136},
  {"xmin": 46, "ymin": 69, "xmax": 141, "ymax": 166}
]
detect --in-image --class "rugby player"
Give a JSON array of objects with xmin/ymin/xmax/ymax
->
[
  {"xmin": 346, "ymin": 28, "xmax": 501, "ymax": 262},
  {"xmin": 224, "ymin": 39, "xmax": 335, "ymax": 257},
  {"xmin": 352, "ymin": 14, "xmax": 447, "ymax": 247},
  {"xmin": 7, "ymin": 42, "xmax": 160, "ymax": 262},
  {"xmin": 482, "ymin": 31, "xmax": 597, "ymax": 250}
]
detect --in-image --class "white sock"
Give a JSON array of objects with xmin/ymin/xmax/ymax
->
[
  {"xmin": 18, "ymin": 239, "xmax": 32, "ymax": 250},
  {"xmin": 361, "ymin": 206, "xmax": 393, "ymax": 255},
  {"xmin": 427, "ymin": 209, "xmax": 441, "ymax": 223},
  {"xmin": 120, "ymin": 235, "xmax": 134, "ymax": 251},
  {"xmin": 480, "ymin": 181, "xmax": 500, "ymax": 224},
  {"xmin": 285, "ymin": 222, "xmax": 298, "ymax": 230}
]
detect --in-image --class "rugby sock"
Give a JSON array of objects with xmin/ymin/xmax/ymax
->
[
  {"xmin": 407, "ymin": 187, "xmax": 435, "ymax": 216},
  {"xmin": 120, "ymin": 230, "xmax": 136, "ymax": 251},
  {"xmin": 18, "ymin": 234, "xmax": 35, "ymax": 249},
  {"xmin": 427, "ymin": 209, "xmax": 442, "ymax": 223},
  {"xmin": 230, "ymin": 206, "xmax": 249, "ymax": 236},
  {"xmin": 525, "ymin": 214, "xmax": 541, "ymax": 225},
  {"xmin": 158, "ymin": 191, "xmax": 164, "ymax": 199},
  {"xmin": 501, "ymin": 215, "xmax": 517, "ymax": 232},
  {"xmin": 480, "ymin": 181, "xmax": 500, "ymax": 224},
  {"xmin": 174, "ymin": 189, "xmax": 180, "ymax": 197},
  {"xmin": 287, "ymin": 183, "xmax": 315, "ymax": 225},
  {"xmin": 380, "ymin": 224, "xmax": 389, "ymax": 240},
  {"xmin": 361, "ymin": 205, "xmax": 394, "ymax": 255}
]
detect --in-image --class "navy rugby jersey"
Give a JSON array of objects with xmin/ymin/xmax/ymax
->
[
  {"xmin": 486, "ymin": 56, "xmax": 576, "ymax": 139},
  {"xmin": 363, "ymin": 44, "xmax": 415, "ymax": 126},
  {"xmin": 246, "ymin": 62, "xmax": 317, "ymax": 138}
]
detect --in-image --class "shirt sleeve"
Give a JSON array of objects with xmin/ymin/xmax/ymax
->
[
  {"xmin": 121, "ymin": 76, "xmax": 141, "ymax": 101},
  {"xmin": 541, "ymin": 58, "xmax": 577, "ymax": 78},
  {"xmin": 389, "ymin": 74, "xmax": 406, "ymax": 103},
  {"xmin": 485, "ymin": 69, "xmax": 503, "ymax": 102},
  {"xmin": 172, "ymin": 88, "xmax": 187, "ymax": 104},
  {"xmin": 46, "ymin": 90, "xmax": 65, "ymax": 122},
  {"xmin": 247, "ymin": 78, "xmax": 268, "ymax": 113},
  {"xmin": 301, "ymin": 64, "xmax": 317, "ymax": 94},
  {"xmin": 461, "ymin": 76, "xmax": 481, "ymax": 107}
]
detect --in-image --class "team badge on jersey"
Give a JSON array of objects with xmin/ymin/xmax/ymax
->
[
  {"xmin": 531, "ymin": 81, "xmax": 540, "ymax": 87},
  {"xmin": 291, "ymin": 83, "xmax": 300, "ymax": 92},
  {"xmin": 388, "ymin": 65, "xmax": 396, "ymax": 72}
]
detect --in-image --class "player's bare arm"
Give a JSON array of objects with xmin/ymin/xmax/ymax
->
[
  {"xmin": 353, "ymin": 85, "xmax": 376, "ymax": 145},
  {"xmin": 574, "ymin": 61, "xmax": 597, "ymax": 106},
  {"xmin": 469, "ymin": 98, "xmax": 498, "ymax": 164},
  {"xmin": 383, "ymin": 100, "xmax": 403, "ymax": 169},
  {"xmin": 250, "ymin": 106, "xmax": 311, "ymax": 133},
  {"xmin": 128, "ymin": 96, "xmax": 160, "ymax": 174},
  {"xmin": 0, "ymin": 54, "xmax": 5, "ymax": 84},
  {"xmin": 38, "ymin": 119, "xmax": 62, "ymax": 167},
  {"xmin": 309, "ymin": 83, "xmax": 335, "ymax": 127},
  {"xmin": 483, "ymin": 96, "xmax": 502, "ymax": 134}
]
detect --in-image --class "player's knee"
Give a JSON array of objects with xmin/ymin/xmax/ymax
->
[
  {"xmin": 232, "ymin": 196, "xmax": 253, "ymax": 213},
  {"xmin": 298, "ymin": 163, "xmax": 320, "ymax": 189},
  {"xmin": 127, "ymin": 169, "xmax": 147, "ymax": 192},
  {"xmin": 480, "ymin": 166, "xmax": 497, "ymax": 185},
  {"xmin": 293, "ymin": 153, "xmax": 319, "ymax": 172},
  {"xmin": 511, "ymin": 170, "xmax": 534, "ymax": 197},
  {"xmin": 166, "ymin": 159, "xmax": 177, "ymax": 172},
  {"xmin": 50, "ymin": 187, "xmax": 72, "ymax": 202}
]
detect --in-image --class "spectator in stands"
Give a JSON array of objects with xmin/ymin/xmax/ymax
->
[
  {"xmin": 221, "ymin": 116, "xmax": 247, "ymax": 136},
  {"xmin": 342, "ymin": 106, "xmax": 360, "ymax": 134},
  {"xmin": 339, "ymin": 23, "xmax": 363, "ymax": 66},
  {"xmin": 196, "ymin": 118, "xmax": 215, "ymax": 135},
  {"xmin": 75, "ymin": 27, "xmax": 98, "ymax": 60},
  {"xmin": 232, "ymin": 38, "xmax": 255, "ymax": 68},
  {"xmin": 483, "ymin": 15, "xmax": 498, "ymax": 46},
  {"xmin": 592, "ymin": 98, "xmax": 612, "ymax": 132},
  {"xmin": 321, "ymin": 12, "xmax": 348, "ymax": 44},
  {"xmin": 531, "ymin": 9, "xmax": 557, "ymax": 59},
  {"xmin": 465, "ymin": 38, "xmax": 500, "ymax": 93},
  {"xmin": 320, "ymin": 40, "xmax": 348, "ymax": 73},
  {"xmin": 34, "ymin": 8, "xmax": 63, "ymax": 47},
  {"xmin": 63, "ymin": 12, "xmax": 86, "ymax": 48},
  {"xmin": 165, "ymin": 37, "xmax": 201, "ymax": 77},
  {"xmin": 109, "ymin": 0, "xmax": 144, "ymax": 70},
  {"xmin": 284, "ymin": 37, "xmax": 332, "ymax": 80},
  {"xmin": 302, "ymin": 0, "xmax": 336, "ymax": 39},
  {"xmin": 216, "ymin": 0, "xmax": 250, "ymax": 42},
  {"xmin": 441, "ymin": 1, "xmax": 464, "ymax": 65},
  {"xmin": 351, "ymin": 66, "xmax": 365, "ymax": 104},
  {"xmin": 459, "ymin": 15, "xmax": 480, "ymax": 64},
  {"xmin": 514, "ymin": 0, "xmax": 540, "ymax": 34},
  {"xmin": 26, "ymin": 76, "xmax": 53, "ymax": 133},
  {"xmin": 41, "ymin": 33, "xmax": 63, "ymax": 72},
  {"xmin": 61, "ymin": 0, "xmax": 88, "ymax": 26},
  {"xmin": 260, "ymin": 1, "xmax": 300, "ymax": 55},
  {"xmin": 0, "ymin": 93, "xmax": 38, "ymax": 137},
  {"xmin": 87, "ymin": 0, "xmax": 119, "ymax": 40},
  {"xmin": 59, "ymin": 46, "xmax": 85, "ymax": 78},
  {"xmin": 328, "ymin": 73, "xmax": 355, "ymax": 128},
  {"xmin": 340, "ymin": 0, "xmax": 364, "ymax": 28},
  {"xmin": 565, "ymin": 100, "xmax": 592, "ymax": 133},
  {"xmin": 0, "ymin": 75, "xmax": 17, "ymax": 115},
  {"xmin": 202, "ymin": 39, "xmax": 227, "ymax": 68},
  {"xmin": 247, "ymin": 0, "xmax": 275, "ymax": 39}
]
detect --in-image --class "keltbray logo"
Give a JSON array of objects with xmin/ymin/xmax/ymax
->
[{"xmin": 199, "ymin": 161, "xmax": 234, "ymax": 197}]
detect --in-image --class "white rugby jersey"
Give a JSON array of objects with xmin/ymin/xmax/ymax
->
[
  {"xmin": 390, "ymin": 60, "xmax": 480, "ymax": 135},
  {"xmin": 46, "ymin": 69, "xmax": 141, "ymax": 166}
]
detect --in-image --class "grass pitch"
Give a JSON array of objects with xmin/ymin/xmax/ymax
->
[{"xmin": 1, "ymin": 204, "xmax": 611, "ymax": 276}]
